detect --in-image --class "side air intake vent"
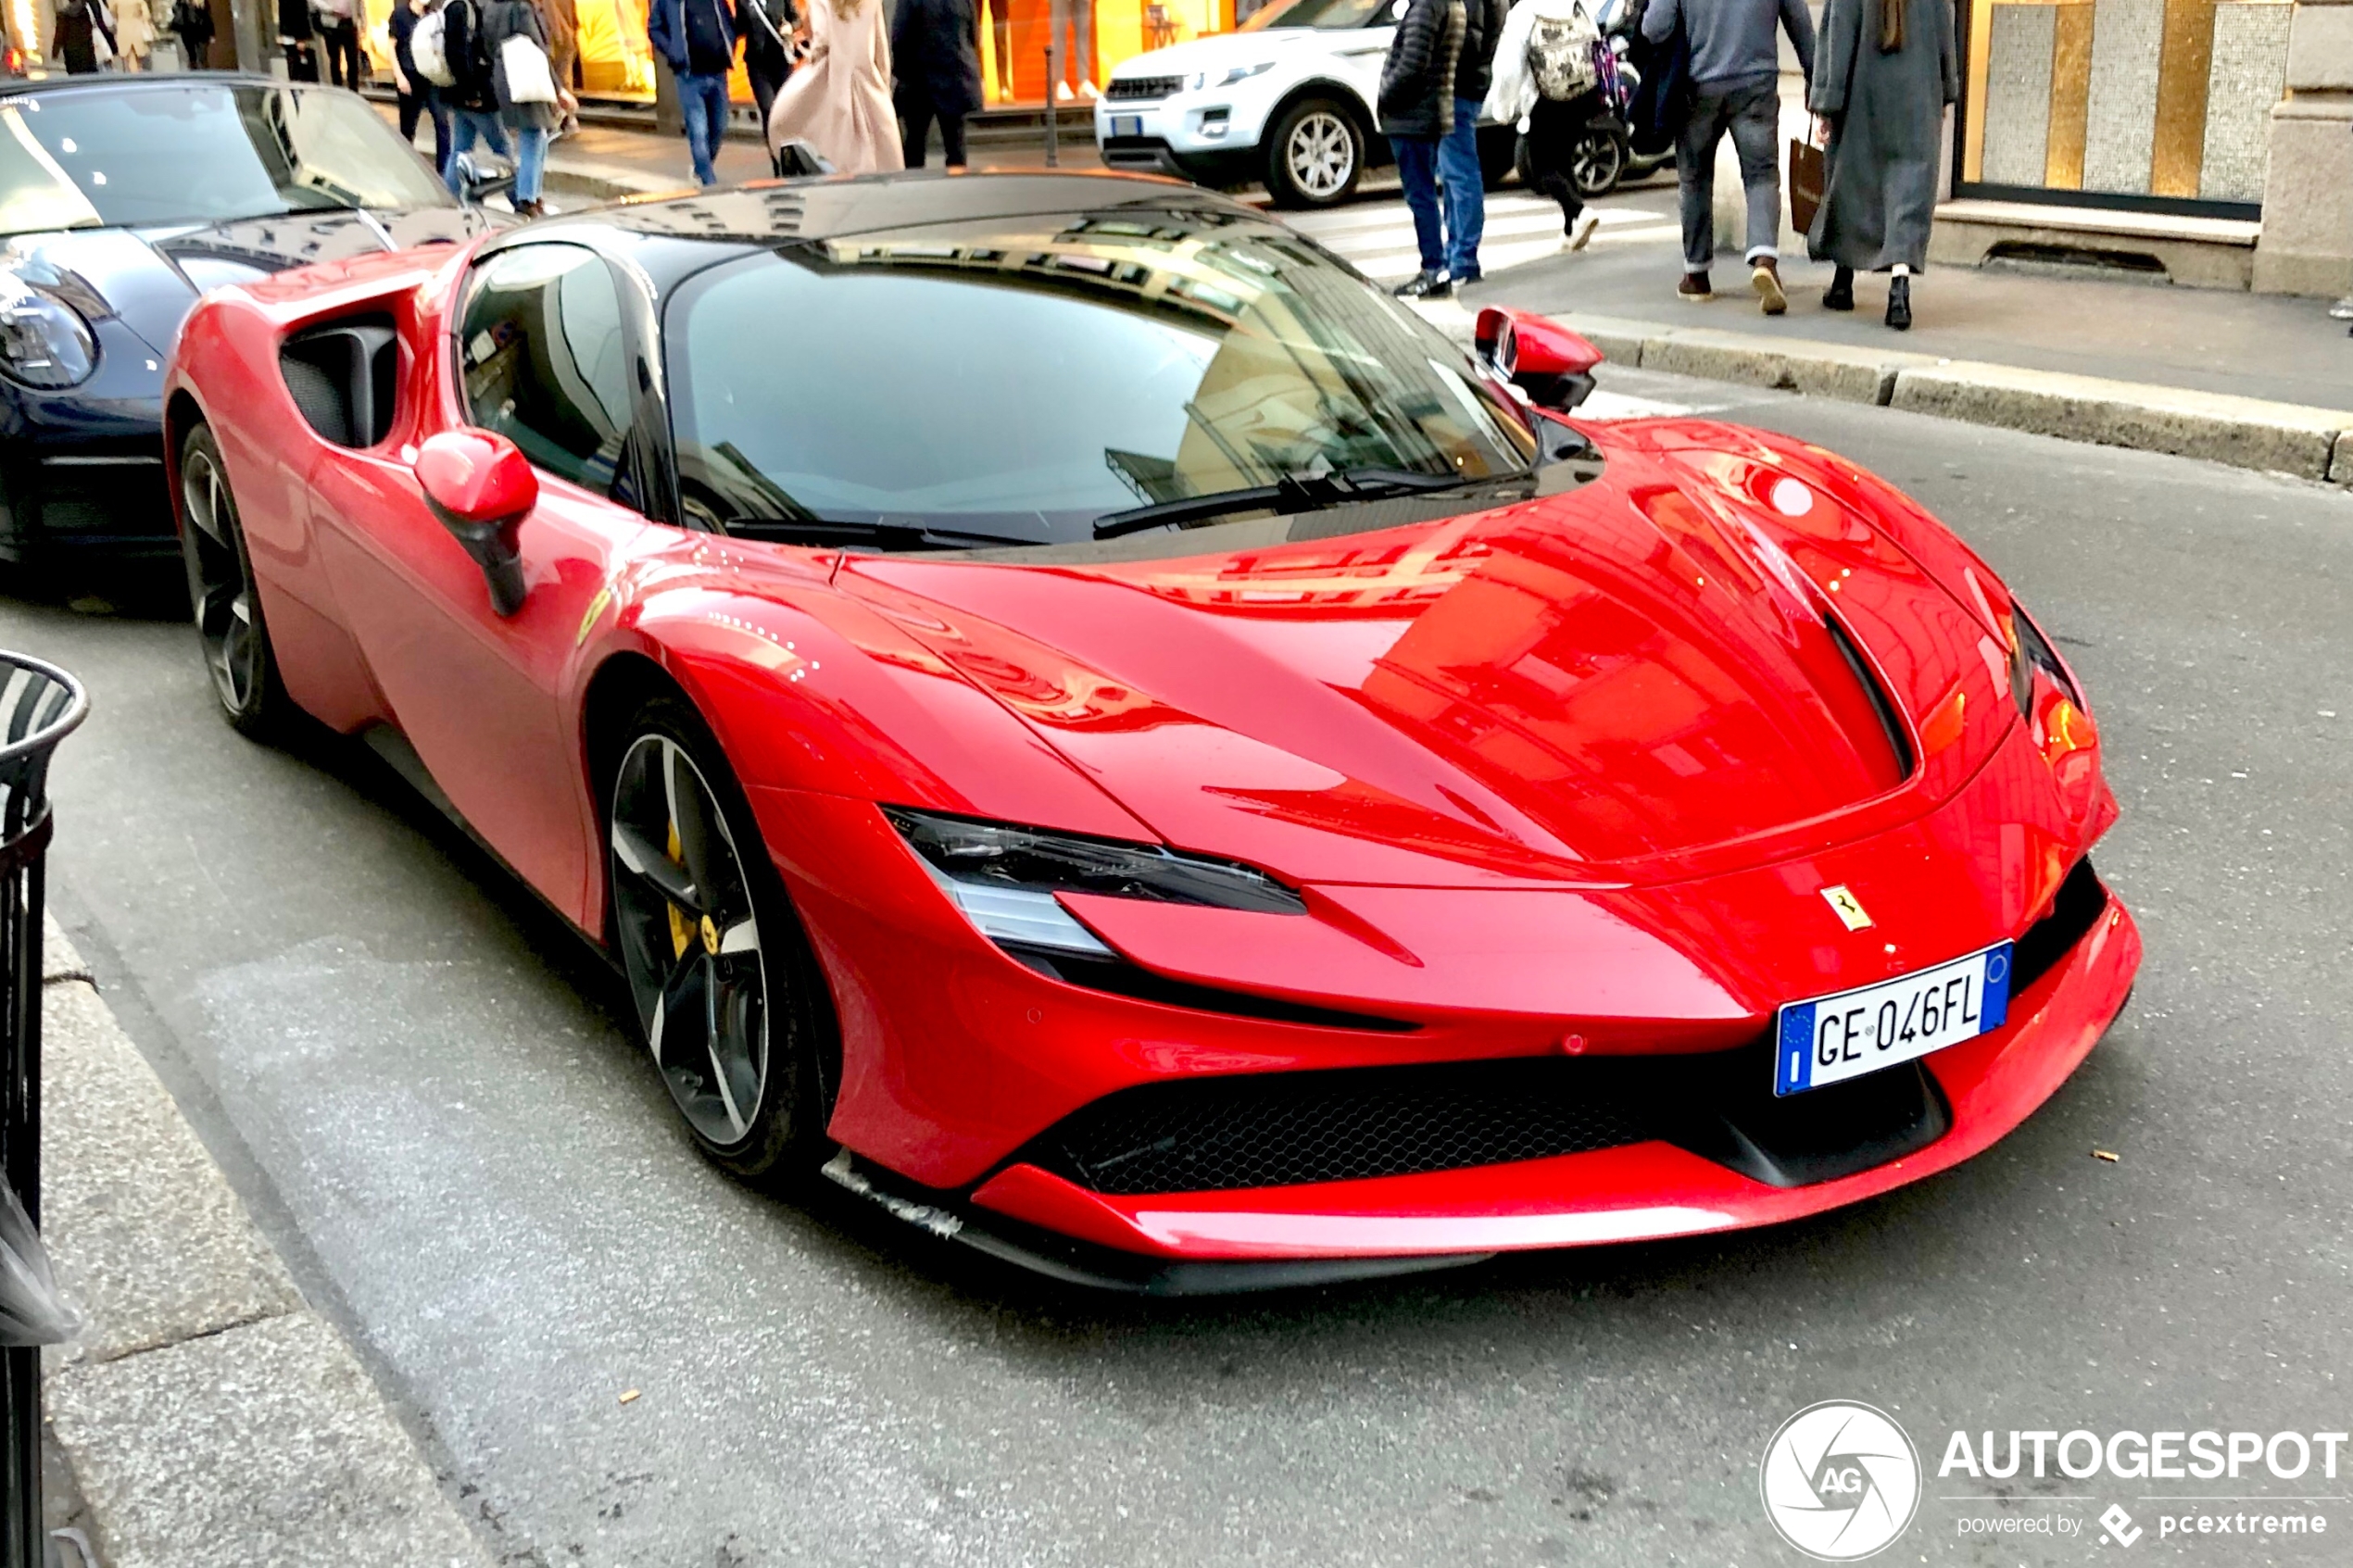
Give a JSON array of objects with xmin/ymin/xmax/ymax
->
[
  {"xmin": 1822, "ymin": 612, "xmax": 1917, "ymax": 779},
  {"xmin": 281, "ymin": 318, "xmax": 398, "ymax": 448}
]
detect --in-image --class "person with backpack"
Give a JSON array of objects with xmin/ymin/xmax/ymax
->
[
  {"xmin": 1642, "ymin": 0, "xmax": 1813, "ymax": 312},
  {"xmin": 438, "ymin": 0, "xmax": 515, "ymax": 197},
  {"xmin": 648, "ymin": 0, "xmax": 741, "ymax": 188},
  {"xmin": 391, "ymin": 0, "xmax": 455, "ymax": 172},
  {"xmin": 1485, "ymin": 0, "xmax": 1607, "ymax": 252}
]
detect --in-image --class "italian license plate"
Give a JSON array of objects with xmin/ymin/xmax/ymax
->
[
  {"xmin": 1111, "ymin": 115, "xmax": 1143, "ymax": 137},
  {"xmin": 1774, "ymin": 944, "xmax": 2014, "ymax": 1096}
]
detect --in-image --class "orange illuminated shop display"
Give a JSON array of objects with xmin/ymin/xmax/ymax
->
[{"xmin": 362, "ymin": 0, "xmax": 1227, "ymax": 107}]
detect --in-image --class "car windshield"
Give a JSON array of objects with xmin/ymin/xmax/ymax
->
[
  {"xmin": 0, "ymin": 83, "xmax": 452, "ymax": 235},
  {"xmin": 663, "ymin": 206, "xmax": 1536, "ymax": 548},
  {"xmin": 1238, "ymin": 0, "xmax": 1392, "ymax": 31}
]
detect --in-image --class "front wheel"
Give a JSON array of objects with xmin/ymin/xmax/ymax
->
[
  {"xmin": 607, "ymin": 695, "xmax": 837, "ymax": 1181},
  {"xmin": 176, "ymin": 421, "xmax": 291, "ymax": 738},
  {"xmin": 1264, "ymin": 98, "xmax": 1363, "ymax": 208}
]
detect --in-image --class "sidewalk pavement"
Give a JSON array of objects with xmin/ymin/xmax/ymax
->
[{"xmin": 37, "ymin": 915, "xmax": 491, "ymax": 1568}]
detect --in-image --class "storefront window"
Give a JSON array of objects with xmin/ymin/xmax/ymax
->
[{"xmin": 1958, "ymin": 0, "xmax": 2293, "ymax": 213}]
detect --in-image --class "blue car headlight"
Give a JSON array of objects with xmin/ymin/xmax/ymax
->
[
  {"xmin": 0, "ymin": 274, "xmax": 96, "ymax": 390},
  {"xmin": 884, "ymin": 807, "xmax": 1304, "ymax": 957}
]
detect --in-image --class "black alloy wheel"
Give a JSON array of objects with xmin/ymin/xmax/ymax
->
[
  {"xmin": 1265, "ymin": 98, "xmax": 1363, "ymax": 208},
  {"xmin": 177, "ymin": 422, "xmax": 288, "ymax": 737},
  {"xmin": 608, "ymin": 696, "xmax": 834, "ymax": 1179},
  {"xmin": 1571, "ymin": 126, "xmax": 1628, "ymax": 198}
]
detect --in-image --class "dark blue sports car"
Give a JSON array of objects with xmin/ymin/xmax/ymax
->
[{"xmin": 0, "ymin": 73, "xmax": 495, "ymax": 568}]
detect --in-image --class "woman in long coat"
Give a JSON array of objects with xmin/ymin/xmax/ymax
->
[
  {"xmin": 1806, "ymin": 0, "xmax": 1957, "ymax": 330},
  {"xmin": 766, "ymin": 0, "xmax": 901, "ymax": 176},
  {"xmin": 482, "ymin": 0, "xmax": 563, "ymax": 216},
  {"xmin": 889, "ymin": 0, "xmax": 981, "ymax": 170}
]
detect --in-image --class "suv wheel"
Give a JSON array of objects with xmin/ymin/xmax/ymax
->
[{"xmin": 1265, "ymin": 99, "xmax": 1362, "ymax": 208}]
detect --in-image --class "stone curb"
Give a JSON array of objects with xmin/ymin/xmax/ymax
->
[
  {"xmin": 544, "ymin": 157, "xmax": 690, "ymax": 206},
  {"xmin": 36, "ymin": 918, "xmax": 493, "ymax": 1568},
  {"xmin": 1550, "ymin": 312, "xmax": 2353, "ymax": 485}
]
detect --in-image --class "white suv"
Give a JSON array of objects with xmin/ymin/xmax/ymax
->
[{"xmin": 1095, "ymin": 0, "xmax": 1513, "ymax": 208}]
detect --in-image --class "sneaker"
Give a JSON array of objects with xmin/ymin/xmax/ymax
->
[
  {"xmin": 1454, "ymin": 268, "xmax": 1483, "ymax": 287},
  {"xmin": 1677, "ymin": 270, "xmax": 1712, "ymax": 301},
  {"xmin": 1392, "ymin": 269, "xmax": 1452, "ymax": 299},
  {"xmin": 1885, "ymin": 273, "xmax": 1912, "ymax": 331},
  {"xmin": 2330, "ymin": 295, "xmax": 2353, "ymax": 321},
  {"xmin": 1054, "ymin": 82, "xmax": 1075, "ymax": 102},
  {"xmin": 1751, "ymin": 257, "xmax": 1786, "ymax": 315},
  {"xmin": 1566, "ymin": 211, "xmax": 1601, "ymax": 251},
  {"xmin": 1077, "ymin": 81, "xmax": 1100, "ymax": 100}
]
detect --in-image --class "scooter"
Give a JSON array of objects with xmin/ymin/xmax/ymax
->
[
  {"xmin": 1513, "ymin": 0, "xmax": 1671, "ymax": 200},
  {"xmin": 1600, "ymin": 0, "xmax": 1674, "ymax": 185}
]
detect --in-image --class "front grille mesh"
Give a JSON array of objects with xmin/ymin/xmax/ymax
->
[
  {"xmin": 1037, "ymin": 1057, "xmax": 1658, "ymax": 1195},
  {"xmin": 1106, "ymin": 74, "xmax": 1184, "ymax": 100}
]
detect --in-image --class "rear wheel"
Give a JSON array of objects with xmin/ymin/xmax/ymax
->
[
  {"xmin": 607, "ymin": 695, "xmax": 836, "ymax": 1181},
  {"xmin": 1570, "ymin": 125, "xmax": 1628, "ymax": 198},
  {"xmin": 1265, "ymin": 98, "xmax": 1363, "ymax": 208},
  {"xmin": 176, "ymin": 422, "xmax": 289, "ymax": 737}
]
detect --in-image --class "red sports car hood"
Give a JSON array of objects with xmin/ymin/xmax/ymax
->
[{"xmin": 838, "ymin": 428, "xmax": 2017, "ymax": 889}]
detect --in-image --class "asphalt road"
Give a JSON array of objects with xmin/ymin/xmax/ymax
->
[{"xmin": 9, "ymin": 371, "xmax": 2349, "ymax": 1567}]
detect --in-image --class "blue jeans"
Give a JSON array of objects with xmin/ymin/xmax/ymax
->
[
  {"xmin": 513, "ymin": 125, "xmax": 550, "ymax": 203},
  {"xmin": 444, "ymin": 109, "xmax": 511, "ymax": 197},
  {"xmin": 678, "ymin": 70, "xmax": 728, "ymax": 187},
  {"xmin": 1389, "ymin": 99, "xmax": 1487, "ymax": 279}
]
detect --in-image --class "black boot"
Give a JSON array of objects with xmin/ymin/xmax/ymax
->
[
  {"xmin": 1885, "ymin": 273, "xmax": 1912, "ymax": 331},
  {"xmin": 1823, "ymin": 265, "xmax": 1854, "ymax": 311}
]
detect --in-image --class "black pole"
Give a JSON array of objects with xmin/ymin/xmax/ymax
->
[{"xmin": 1044, "ymin": 38, "xmax": 1059, "ymax": 167}]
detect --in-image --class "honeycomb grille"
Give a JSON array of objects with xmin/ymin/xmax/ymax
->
[
  {"xmin": 1036, "ymin": 1057, "xmax": 1659, "ymax": 1195},
  {"xmin": 1106, "ymin": 75, "xmax": 1186, "ymax": 101}
]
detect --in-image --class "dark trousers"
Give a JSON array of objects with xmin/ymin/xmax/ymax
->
[
  {"xmin": 399, "ymin": 88, "xmax": 453, "ymax": 174},
  {"xmin": 1673, "ymin": 77, "xmax": 1780, "ymax": 270},
  {"xmin": 899, "ymin": 94, "xmax": 967, "ymax": 168},
  {"xmin": 748, "ymin": 55, "xmax": 792, "ymax": 130},
  {"xmin": 1524, "ymin": 89, "xmax": 1605, "ymax": 222},
  {"xmin": 319, "ymin": 19, "xmax": 362, "ymax": 87},
  {"xmin": 282, "ymin": 39, "xmax": 319, "ymax": 81}
]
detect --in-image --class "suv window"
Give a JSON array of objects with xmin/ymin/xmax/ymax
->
[
  {"xmin": 1239, "ymin": 0, "xmax": 1391, "ymax": 31},
  {"xmin": 459, "ymin": 244, "xmax": 636, "ymax": 504}
]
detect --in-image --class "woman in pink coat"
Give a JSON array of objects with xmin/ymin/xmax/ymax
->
[{"xmin": 766, "ymin": 0, "xmax": 903, "ymax": 175}]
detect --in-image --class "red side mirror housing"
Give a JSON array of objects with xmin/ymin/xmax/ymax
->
[
  {"xmin": 1474, "ymin": 307, "xmax": 1603, "ymax": 413},
  {"xmin": 415, "ymin": 428, "xmax": 537, "ymax": 616}
]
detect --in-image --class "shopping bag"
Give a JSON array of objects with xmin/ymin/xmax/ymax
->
[
  {"xmin": 500, "ymin": 32, "xmax": 559, "ymax": 103},
  {"xmin": 1789, "ymin": 137, "xmax": 1825, "ymax": 237}
]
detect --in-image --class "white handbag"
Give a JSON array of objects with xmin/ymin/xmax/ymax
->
[{"xmin": 500, "ymin": 32, "xmax": 558, "ymax": 103}]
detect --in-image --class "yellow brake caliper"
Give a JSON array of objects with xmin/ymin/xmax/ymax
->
[{"xmin": 665, "ymin": 818, "xmax": 694, "ymax": 960}]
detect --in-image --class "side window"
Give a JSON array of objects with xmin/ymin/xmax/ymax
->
[{"xmin": 459, "ymin": 245, "xmax": 637, "ymax": 505}]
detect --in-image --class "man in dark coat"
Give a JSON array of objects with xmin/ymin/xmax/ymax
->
[
  {"xmin": 1642, "ymin": 0, "xmax": 1814, "ymax": 311},
  {"xmin": 1379, "ymin": 0, "xmax": 1467, "ymax": 298},
  {"xmin": 1806, "ymin": 0, "xmax": 1956, "ymax": 330},
  {"xmin": 649, "ymin": 0, "xmax": 741, "ymax": 187},
  {"xmin": 890, "ymin": 0, "xmax": 982, "ymax": 169}
]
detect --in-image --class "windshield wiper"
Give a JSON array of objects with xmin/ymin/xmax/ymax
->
[
  {"xmin": 1091, "ymin": 467, "xmax": 1472, "ymax": 540},
  {"xmin": 729, "ymin": 517, "xmax": 1040, "ymax": 550}
]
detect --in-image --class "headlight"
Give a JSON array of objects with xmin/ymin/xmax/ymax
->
[
  {"xmin": 0, "ymin": 273, "xmax": 96, "ymax": 390},
  {"xmin": 885, "ymin": 807, "xmax": 1305, "ymax": 956},
  {"xmin": 1218, "ymin": 62, "xmax": 1275, "ymax": 85},
  {"xmin": 2005, "ymin": 601, "xmax": 2081, "ymax": 720}
]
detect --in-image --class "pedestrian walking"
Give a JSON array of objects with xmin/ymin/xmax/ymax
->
[
  {"xmin": 51, "ymin": 0, "xmax": 109, "ymax": 70},
  {"xmin": 169, "ymin": 0, "xmax": 215, "ymax": 66},
  {"xmin": 1642, "ymin": 0, "xmax": 1814, "ymax": 312},
  {"xmin": 765, "ymin": 0, "xmax": 901, "ymax": 175},
  {"xmin": 890, "ymin": 0, "xmax": 981, "ymax": 170},
  {"xmin": 741, "ymin": 0, "xmax": 799, "ymax": 130},
  {"xmin": 277, "ymin": 0, "xmax": 319, "ymax": 79},
  {"xmin": 1484, "ymin": 0, "xmax": 1606, "ymax": 252},
  {"xmin": 537, "ymin": 0, "xmax": 582, "ymax": 132},
  {"xmin": 391, "ymin": 0, "xmax": 455, "ymax": 172},
  {"xmin": 314, "ymin": 0, "xmax": 364, "ymax": 88},
  {"xmin": 441, "ymin": 0, "xmax": 514, "ymax": 195},
  {"xmin": 1806, "ymin": 0, "xmax": 1954, "ymax": 330},
  {"xmin": 648, "ymin": 0, "xmax": 739, "ymax": 188},
  {"xmin": 113, "ymin": 0, "xmax": 154, "ymax": 69},
  {"xmin": 1378, "ymin": 0, "xmax": 1482, "ymax": 297},
  {"xmin": 483, "ymin": 0, "xmax": 567, "ymax": 215}
]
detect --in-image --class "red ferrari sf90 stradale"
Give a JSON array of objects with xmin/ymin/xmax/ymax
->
[{"xmin": 161, "ymin": 173, "xmax": 2138, "ymax": 1292}]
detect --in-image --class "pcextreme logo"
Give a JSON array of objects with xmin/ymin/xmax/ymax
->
[{"xmin": 1760, "ymin": 1401, "xmax": 1922, "ymax": 1561}]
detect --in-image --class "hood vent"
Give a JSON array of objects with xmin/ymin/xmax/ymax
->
[
  {"xmin": 1821, "ymin": 612, "xmax": 1916, "ymax": 781},
  {"xmin": 280, "ymin": 317, "xmax": 398, "ymax": 449}
]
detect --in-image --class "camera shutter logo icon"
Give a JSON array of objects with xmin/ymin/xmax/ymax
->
[{"xmin": 1759, "ymin": 1401, "xmax": 1921, "ymax": 1561}]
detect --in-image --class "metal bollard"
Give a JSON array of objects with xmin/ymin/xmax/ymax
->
[{"xmin": 0, "ymin": 653, "xmax": 88, "ymax": 1568}]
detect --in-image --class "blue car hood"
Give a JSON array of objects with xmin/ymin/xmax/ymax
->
[{"xmin": 7, "ymin": 204, "xmax": 493, "ymax": 370}]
